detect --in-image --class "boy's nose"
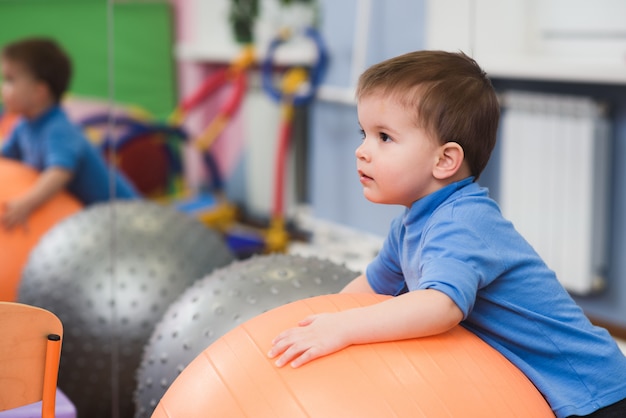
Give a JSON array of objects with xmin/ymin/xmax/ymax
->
[{"xmin": 355, "ymin": 142, "xmax": 368, "ymax": 161}]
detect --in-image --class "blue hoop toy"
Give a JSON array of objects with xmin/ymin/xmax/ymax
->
[
  {"xmin": 261, "ymin": 27, "xmax": 328, "ymax": 106},
  {"xmin": 78, "ymin": 114, "xmax": 224, "ymax": 191}
]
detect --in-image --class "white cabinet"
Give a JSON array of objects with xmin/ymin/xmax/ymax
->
[{"xmin": 425, "ymin": 0, "xmax": 626, "ymax": 84}]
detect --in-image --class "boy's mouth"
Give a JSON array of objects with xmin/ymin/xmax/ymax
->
[{"xmin": 358, "ymin": 170, "xmax": 373, "ymax": 181}]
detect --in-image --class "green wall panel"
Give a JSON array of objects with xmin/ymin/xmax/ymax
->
[{"xmin": 0, "ymin": 0, "xmax": 176, "ymax": 119}]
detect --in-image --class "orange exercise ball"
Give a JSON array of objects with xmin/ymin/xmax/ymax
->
[
  {"xmin": 0, "ymin": 158, "xmax": 82, "ymax": 301},
  {"xmin": 151, "ymin": 293, "xmax": 553, "ymax": 418}
]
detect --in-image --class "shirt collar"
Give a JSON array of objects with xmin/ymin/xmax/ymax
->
[
  {"xmin": 402, "ymin": 176, "xmax": 475, "ymax": 227},
  {"xmin": 25, "ymin": 105, "xmax": 60, "ymax": 129}
]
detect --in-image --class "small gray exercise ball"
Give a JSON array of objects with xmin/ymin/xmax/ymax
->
[
  {"xmin": 134, "ymin": 253, "xmax": 359, "ymax": 417},
  {"xmin": 18, "ymin": 201, "xmax": 235, "ymax": 418}
]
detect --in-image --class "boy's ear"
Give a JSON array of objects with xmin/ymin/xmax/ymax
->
[
  {"xmin": 35, "ymin": 81, "xmax": 53, "ymax": 102},
  {"xmin": 29, "ymin": 76, "xmax": 53, "ymax": 104},
  {"xmin": 433, "ymin": 141, "xmax": 465, "ymax": 180}
]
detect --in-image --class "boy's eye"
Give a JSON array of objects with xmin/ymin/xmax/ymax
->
[
  {"xmin": 380, "ymin": 132, "xmax": 391, "ymax": 142},
  {"xmin": 358, "ymin": 128, "xmax": 365, "ymax": 139}
]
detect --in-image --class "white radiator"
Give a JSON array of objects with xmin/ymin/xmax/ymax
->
[{"xmin": 499, "ymin": 91, "xmax": 611, "ymax": 295}]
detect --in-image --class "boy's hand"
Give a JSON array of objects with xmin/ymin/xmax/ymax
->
[
  {"xmin": 1, "ymin": 198, "xmax": 33, "ymax": 230},
  {"xmin": 268, "ymin": 291, "xmax": 463, "ymax": 369},
  {"xmin": 268, "ymin": 312, "xmax": 351, "ymax": 368},
  {"xmin": 1, "ymin": 167, "xmax": 72, "ymax": 230}
]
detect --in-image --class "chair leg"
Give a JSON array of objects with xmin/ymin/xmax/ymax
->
[{"xmin": 42, "ymin": 334, "xmax": 61, "ymax": 418}]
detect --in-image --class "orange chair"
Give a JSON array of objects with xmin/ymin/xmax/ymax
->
[{"xmin": 0, "ymin": 301, "xmax": 63, "ymax": 418}]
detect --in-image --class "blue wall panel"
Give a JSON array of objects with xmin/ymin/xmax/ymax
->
[{"xmin": 310, "ymin": 0, "xmax": 426, "ymax": 236}]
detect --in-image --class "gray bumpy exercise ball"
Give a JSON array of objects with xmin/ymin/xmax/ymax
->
[
  {"xmin": 134, "ymin": 253, "xmax": 359, "ymax": 417},
  {"xmin": 18, "ymin": 200, "xmax": 235, "ymax": 418}
]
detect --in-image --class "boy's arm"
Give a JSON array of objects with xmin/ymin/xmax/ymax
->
[
  {"xmin": 340, "ymin": 274, "xmax": 375, "ymax": 293},
  {"xmin": 1, "ymin": 167, "xmax": 72, "ymax": 229},
  {"xmin": 268, "ymin": 288, "xmax": 463, "ymax": 368}
]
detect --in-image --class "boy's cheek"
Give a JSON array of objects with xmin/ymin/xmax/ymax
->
[{"xmin": 1, "ymin": 84, "xmax": 14, "ymax": 98}]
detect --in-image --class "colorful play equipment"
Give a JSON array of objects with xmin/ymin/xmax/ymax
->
[
  {"xmin": 134, "ymin": 253, "xmax": 358, "ymax": 417},
  {"xmin": 77, "ymin": 47, "xmax": 254, "ymax": 200},
  {"xmin": 0, "ymin": 158, "xmax": 83, "ymax": 301},
  {"xmin": 78, "ymin": 114, "xmax": 188, "ymax": 198},
  {"xmin": 168, "ymin": 45, "xmax": 254, "ymax": 150},
  {"xmin": 76, "ymin": 29, "xmax": 327, "ymax": 258},
  {"xmin": 227, "ymin": 26, "xmax": 328, "ymax": 254},
  {"xmin": 79, "ymin": 114, "xmax": 187, "ymax": 199},
  {"xmin": 151, "ymin": 293, "xmax": 554, "ymax": 418},
  {"xmin": 74, "ymin": 47, "xmax": 254, "ymax": 257},
  {"xmin": 167, "ymin": 46, "xmax": 254, "ymax": 238},
  {"xmin": 18, "ymin": 200, "xmax": 235, "ymax": 418}
]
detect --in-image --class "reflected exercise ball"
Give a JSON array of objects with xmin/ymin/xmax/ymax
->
[
  {"xmin": 152, "ymin": 293, "xmax": 554, "ymax": 418},
  {"xmin": 135, "ymin": 253, "xmax": 358, "ymax": 417},
  {"xmin": 18, "ymin": 200, "xmax": 235, "ymax": 418},
  {"xmin": 0, "ymin": 158, "xmax": 82, "ymax": 301}
]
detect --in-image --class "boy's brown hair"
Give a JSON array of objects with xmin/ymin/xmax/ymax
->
[
  {"xmin": 2, "ymin": 37, "xmax": 72, "ymax": 104},
  {"xmin": 356, "ymin": 50, "xmax": 500, "ymax": 179}
]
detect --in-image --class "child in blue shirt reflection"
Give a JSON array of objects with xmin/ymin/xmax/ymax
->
[{"xmin": 1, "ymin": 37, "xmax": 138, "ymax": 229}]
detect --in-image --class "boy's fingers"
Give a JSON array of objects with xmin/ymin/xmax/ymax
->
[
  {"xmin": 268, "ymin": 334, "xmax": 291, "ymax": 358},
  {"xmin": 275, "ymin": 345, "xmax": 303, "ymax": 368}
]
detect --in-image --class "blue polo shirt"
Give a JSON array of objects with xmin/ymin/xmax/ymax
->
[
  {"xmin": 1, "ymin": 106, "xmax": 138, "ymax": 204},
  {"xmin": 367, "ymin": 177, "xmax": 626, "ymax": 418}
]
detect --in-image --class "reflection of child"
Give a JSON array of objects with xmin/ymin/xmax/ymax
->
[
  {"xmin": 0, "ymin": 108, "xmax": 19, "ymax": 144},
  {"xmin": 0, "ymin": 37, "xmax": 138, "ymax": 229},
  {"xmin": 268, "ymin": 51, "xmax": 626, "ymax": 417}
]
